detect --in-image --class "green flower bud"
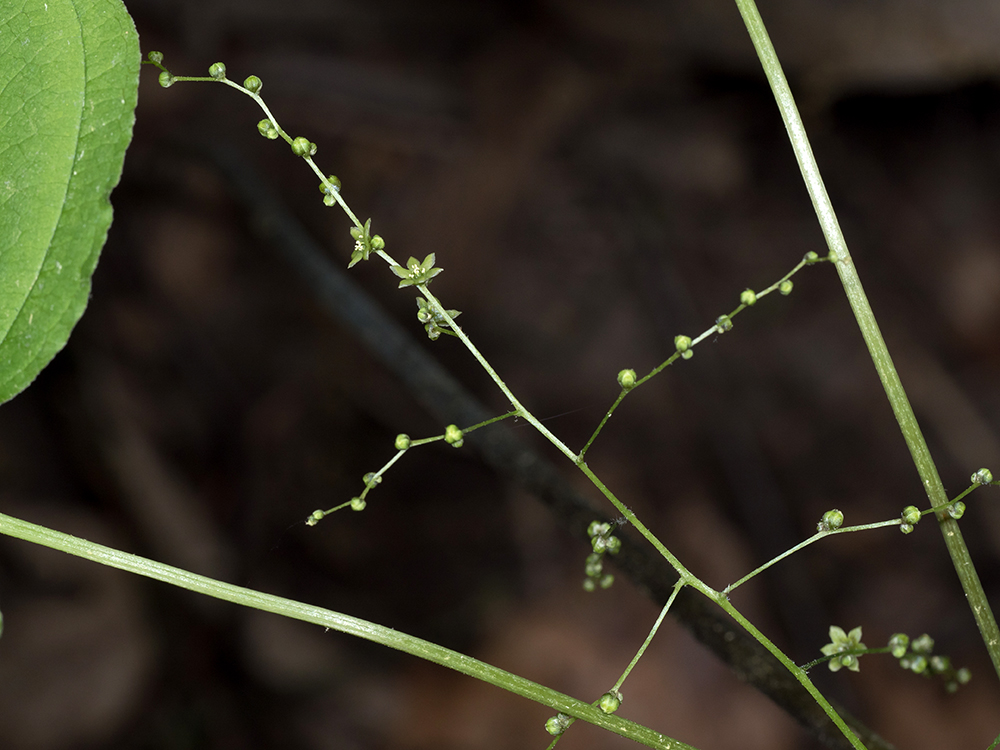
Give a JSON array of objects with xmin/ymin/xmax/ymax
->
[
  {"xmin": 208, "ymin": 62, "xmax": 227, "ymax": 79},
  {"xmin": 147, "ymin": 50, "xmax": 164, "ymax": 64},
  {"xmin": 779, "ymin": 279, "xmax": 794, "ymax": 296},
  {"xmin": 911, "ymin": 634, "xmax": 934, "ymax": 654},
  {"xmin": 444, "ymin": 424, "xmax": 464, "ymax": 447},
  {"xmin": 888, "ymin": 633, "xmax": 909, "ymax": 659},
  {"xmin": 582, "ymin": 578, "xmax": 596, "ymax": 592},
  {"xmin": 617, "ymin": 368, "xmax": 638, "ymax": 390},
  {"xmin": 605, "ymin": 536, "xmax": 622, "ymax": 554},
  {"xmin": 305, "ymin": 510, "xmax": 325, "ymax": 526},
  {"xmin": 291, "ymin": 137, "xmax": 316, "ymax": 157},
  {"xmin": 907, "ymin": 655, "xmax": 928, "ymax": 674},
  {"xmin": 350, "ymin": 497, "xmax": 366, "ymax": 511},
  {"xmin": 599, "ymin": 573, "xmax": 614, "ymax": 589},
  {"xmin": 257, "ymin": 119, "xmax": 279, "ymax": 139},
  {"xmin": 947, "ymin": 501, "xmax": 966, "ymax": 519},
  {"xmin": 680, "ymin": 349, "xmax": 694, "ymax": 360},
  {"xmin": 584, "ymin": 554, "xmax": 603, "ymax": 578},
  {"xmin": 817, "ymin": 509, "xmax": 844, "ymax": 532},
  {"xmin": 319, "ymin": 175, "xmax": 341, "ymax": 194},
  {"xmin": 930, "ymin": 655, "xmax": 950, "ymax": 674},
  {"xmin": 395, "ymin": 433, "xmax": 411, "ymax": 451},
  {"xmin": 956, "ymin": 667, "xmax": 971, "ymax": 684},
  {"xmin": 598, "ymin": 690, "xmax": 622, "ymax": 714},
  {"xmin": 363, "ymin": 472, "xmax": 382, "ymax": 487},
  {"xmin": 715, "ymin": 314, "xmax": 733, "ymax": 333},
  {"xmin": 901, "ymin": 505, "xmax": 921, "ymax": 525},
  {"xmin": 740, "ymin": 288, "xmax": 757, "ymax": 306},
  {"xmin": 371, "ymin": 235, "xmax": 385, "ymax": 250},
  {"xmin": 899, "ymin": 522, "xmax": 914, "ymax": 534},
  {"xmin": 592, "ymin": 535, "xmax": 608, "ymax": 554},
  {"xmin": 243, "ymin": 75, "xmax": 262, "ymax": 93},
  {"xmin": 545, "ymin": 713, "xmax": 571, "ymax": 736},
  {"xmin": 972, "ymin": 467, "xmax": 993, "ymax": 485},
  {"xmin": 804, "ymin": 251, "xmax": 820, "ymax": 262},
  {"xmin": 158, "ymin": 70, "xmax": 175, "ymax": 88},
  {"xmin": 588, "ymin": 521, "xmax": 610, "ymax": 537},
  {"xmin": 674, "ymin": 334, "xmax": 692, "ymax": 352}
]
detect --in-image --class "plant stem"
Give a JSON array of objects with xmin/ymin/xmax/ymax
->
[
  {"xmin": 733, "ymin": 0, "xmax": 1000, "ymax": 681},
  {"xmin": 0, "ymin": 511, "xmax": 695, "ymax": 750}
]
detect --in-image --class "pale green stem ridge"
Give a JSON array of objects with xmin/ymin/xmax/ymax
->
[
  {"xmin": 733, "ymin": 0, "xmax": 1000, "ymax": 680},
  {"xmin": 0, "ymin": 512, "xmax": 695, "ymax": 750}
]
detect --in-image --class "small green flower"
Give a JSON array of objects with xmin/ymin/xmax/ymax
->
[
  {"xmin": 820, "ymin": 625, "xmax": 866, "ymax": 672},
  {"xmin": 348, "ymin": 219, "xmax": 377, "ymax": 268},
  {"xmin": 740, "ymin": 288, "xmax": 757, "ymax": 306},
  {"xmin": 393, "ymin": 253, "xmax": 444, "ymax": 288},
  {"xmin": 779, "ymin": 279, "xmax": 794, "ymax": 295}
]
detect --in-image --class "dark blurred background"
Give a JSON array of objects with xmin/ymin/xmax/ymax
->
[{"xmin": 2, "ymin": 0, "xmax": 1000, "ymax": 748}]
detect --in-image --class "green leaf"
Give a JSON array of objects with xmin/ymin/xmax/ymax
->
[{"xmin": 0, "ymin": 0, "xmax": 139, "ymax": 403}]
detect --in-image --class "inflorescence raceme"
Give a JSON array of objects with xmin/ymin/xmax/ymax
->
[
  {"xmin": 804, "ymin": 626, "xmax": 971, "ymax": 692},
  {"xmin": 143, "ymin": 53, "xmax": 1000, "ymax": 746}
]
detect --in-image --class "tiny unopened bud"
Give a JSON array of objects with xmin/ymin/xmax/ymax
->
[
  {"xmin": 598, "ymin": 690, "xmax": 622, "ymax": 714},
  {"xmin": 291, "ymin": 137, "xmax": 316, "ymax": 157},
  {"xmin": 362, "ymin": 472, "xmax": 382, "ymax": 487},
  {"xmin": 395, "ymin": 434, "xmax": 411, "ymax": 451},
  {"xmin": 971, "ymin": 468, "xmax": 993, "ymax": 485},
  {"xmin": 715, "ymin": 314, "xmax": 733, "ymax": 333},
  {"xmin": 900, "ymin": 522, "xmax": 914, "ymax": 534},
  {"xmin": 599, "ymin": 573, "xmax": 614, "ymax": 589},
  {"xmin": 592, "ymin": 535, "xmax": 608, "ymax": 554},
  {"xmin": 444, "ymin": 424, "xmax": 464, "ymax": 447},
  {"xmin": 371, "ymin": 235, "xmax": 385, "ymax": 250},
  {"xmin": 956, "ymin": 667, "xmax": 971, "ymax": 684},
  {"xmin": 147, "ymin": 50, "xmax": 164, "ymax": 64},
  {"xmin": 617, "ymin": 369, "xmax": 637, "ymax": 390},
  {"xmin": 158, "ymin": 70, "xmax": 175, "ymax": 88},
  {"xmin": 243, "ymin": 75, "xmax": 262, "ymax": 93},
  {"xmin": 545, "ymin": 713, "xmax": 571, "ymax": 736},
  {"xmin": 911, "ymin": 634, "xmax": 934, "ymax": 654},
  {"xmin": 588, "ymin": 521, "xmax": 610, "ymax": 538},
  {"xmin": 208, "ymin": 62, "xmax": 227, "ymax": 79},
  {"xmin": 888, "ymin": 633, "xmax": 909, "ymax": 659},
  {"xmin": 305, "ymin": 510, "xmax": 325, "ymax": 526},
  {"xmin": 901, "ymin": 505, "xmax": 921, "ymax": 525},
  {"xmin": 674, "ymin": 334, "xmax": 692, "ymax": 352},
  {"xmin": 681, "ymin": 349, "xmax": 694, "ymax": 360},
  {"xmin": 779, "ymin": 280, "xmax": 794, "ymax": 296},
  {"xmin": 818, "ymin": 509, "xmax": 844, "ymax": 532},
  {"xmin": 947, "ymin": 501, "xmax": 966, "ymax": 519},
  {"xmin": 582, "ymin": 578, "xmax": 596, "ymax": 592},
  {"xmin": 605, "ymin": 536, "xmax": 622, "ymax": 554},
  {"xmin": 350, "ymin": 497, "xmax": 366, "ymax": 511},
  {"xmin": 804, "ymin": 251, "xmax": 820, "ymax": 262},
  {"xmin": 740, "ymin": 289, "xmax": 757, "ymax": 306}
]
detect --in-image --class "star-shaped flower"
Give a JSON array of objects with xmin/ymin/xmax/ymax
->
[{"xmin": 820, "ymin": 625, "xmax": 866, "ymax": 672}]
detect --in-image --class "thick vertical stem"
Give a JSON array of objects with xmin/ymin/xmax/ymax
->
[{"xmin": 732, "ymin": 0, "xmax": 1000, "ymax": 680}]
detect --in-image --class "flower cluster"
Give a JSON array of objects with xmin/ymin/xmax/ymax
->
[
  {"xmin": 583, "ymin": 520, "xmax": 623, "ymax": 591},
  {"xmin": 889, "ymin": 632, "xmax": 971, "ymax": 692},
  {"xmin": 416, "ymin": 298, "xmax": 461, "ymax": 340}
]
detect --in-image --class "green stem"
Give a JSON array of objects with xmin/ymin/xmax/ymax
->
[
  {"xmin": 733, "ymin": 0, "xmax": 1000, "ymax": 681},
  {"xmin": 715, "ymin": 595, "xmax": 867, "ymax": 750},
  {"xmin": 0, "ymin": 511, "xmax": 694, "ymax": 750}
]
